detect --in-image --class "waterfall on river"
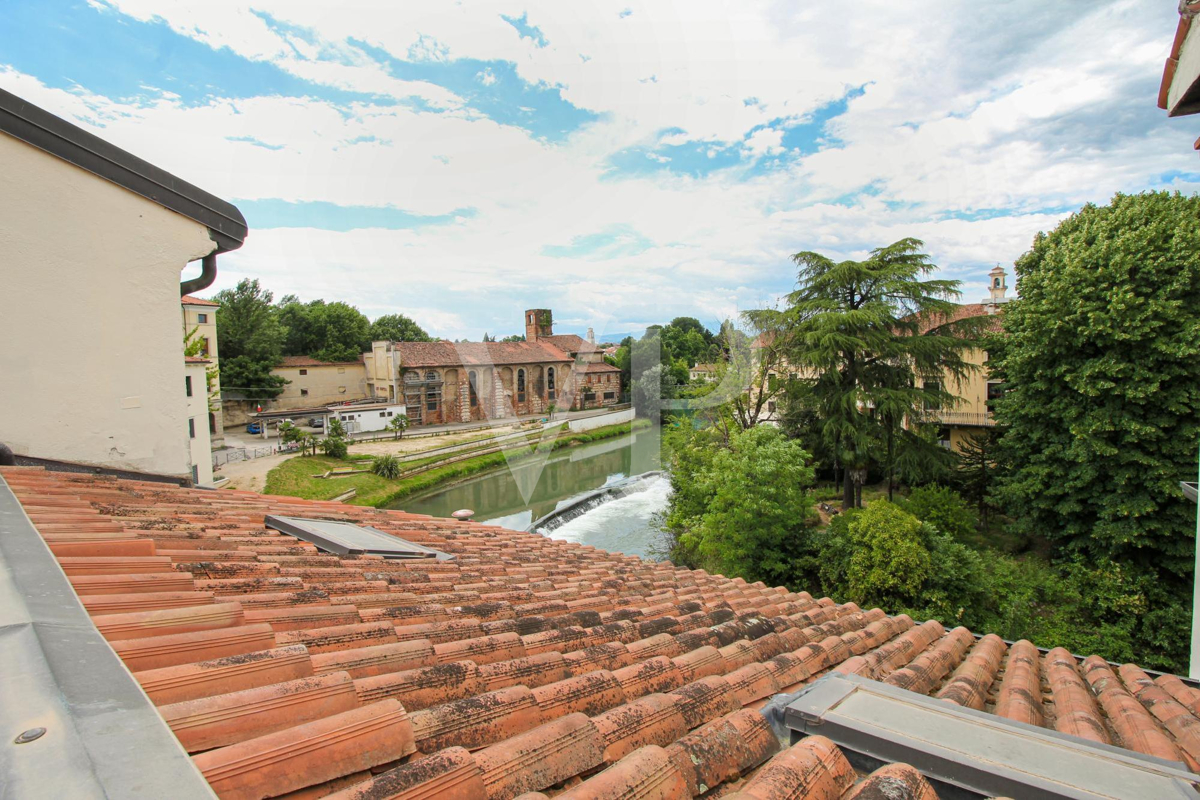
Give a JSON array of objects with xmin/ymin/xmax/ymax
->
[{"xmin": 542, "ymin": 474, "xmax": 672, "ymax": 558}]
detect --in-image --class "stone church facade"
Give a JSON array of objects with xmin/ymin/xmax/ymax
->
[{"xmin": 364, "ymin": 309, "xmax": 620, "ymax": 426}]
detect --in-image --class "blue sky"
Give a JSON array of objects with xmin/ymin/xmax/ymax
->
[{"xmin": 2, "ymin": 0, "xmax": 1196, "ymax": 339}]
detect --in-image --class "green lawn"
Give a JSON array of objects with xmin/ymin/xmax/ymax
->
[{"xmin": 263, "ymin": 419, "xmax": 650, "ymax": 508}]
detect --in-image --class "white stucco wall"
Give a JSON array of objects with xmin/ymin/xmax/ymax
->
[
  {"xmin": 568, "ymin": 408, "xmax": 634, "ymax": 432},
  {"xmin": 0, "ymin": 132, "xmax": 216, "ymax": 478},
  {"xmin": 185, "ymin": 362, "xmax": 214, "ymax": 485}
]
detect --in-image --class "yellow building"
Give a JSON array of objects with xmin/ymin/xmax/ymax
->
[
  {"xmin": 915, "ymin": 266, "xmax": 1008, "ymax": 451},
  {"xmin": 181, "ymin": 295, "xmax": 223, "ymax": 446},
  {"xmin": 272, "ymin": 356, "xmax": 370, "ymax": 410}
]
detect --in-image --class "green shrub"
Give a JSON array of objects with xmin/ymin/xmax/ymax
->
[
  {"xmin": 820, "ymin": 502, "xmax": 931, "ymax": 607},
  {"xmin": 897, "ymin": 484, "xmax": 977, "ymax": 540},
  {"xmin": 371, "ymin": 454, "xmax": 402, "ymax": 479},
  {"xmin": 321, "ymin": 437, "xmax": 348, "ymax": 459}
]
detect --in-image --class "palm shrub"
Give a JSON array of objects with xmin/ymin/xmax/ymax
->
[
  {"xmin": 322, "ymin": 436, "xmax": 348, "ymax": 459},
  {"xmin": 372, "ymin": 454, "xmax": 402, "ymax": 479}
]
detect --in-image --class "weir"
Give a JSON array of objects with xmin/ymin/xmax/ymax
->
[{"xmin": 528, "ymin": 470, "xmax": 664, "ymax": 534}]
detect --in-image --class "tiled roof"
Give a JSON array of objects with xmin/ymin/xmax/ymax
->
[
  {"xmin": 392, "ymin": 340, "xmax": 573, "ymax": 368},
  {"xmin": 3, "ymin": 466, "xmax": 1197, "ymax": 799},
  {"xmin": 540, "ymin": 334, "xmax": 592, "ymax": 353},
  {"xmin": 583, "ymin": 362, "xmax": 621, "ymax": 373},
  {"xmin": 181, "ymin": 295, "xmax": 219, "ymax": 307},
  {"xmin": 277, "ymin": 355, "xmax": 365, "ymax": 368},
  {"xmin": 913, "ymin": 303, "xmax": 1004, "ymax": 335},
  {"xmin": 184, "ymin": 356, "xmax": 211, "ymax": 365}
]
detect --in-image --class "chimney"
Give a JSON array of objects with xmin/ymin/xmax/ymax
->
[{"xmin": 524, "ymin": 309, "xmax": 553, "ymax": 341}]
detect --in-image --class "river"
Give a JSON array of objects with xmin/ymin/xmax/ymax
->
[{"xmin": 390, "ymin": 431, "xmax": 671, "ymax": 559}]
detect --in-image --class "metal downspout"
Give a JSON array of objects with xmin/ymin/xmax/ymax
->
[{"xmin": 180, "ymin": 252, "xmax": 218, "ymax": 297}]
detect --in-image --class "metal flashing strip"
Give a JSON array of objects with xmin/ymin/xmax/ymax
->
[
  {"xmin": 783, "ymin": 673, "xmax": 1200, "ymax": 800},
  {"xmin": 0, "ymin": 87, "xmax": 247, "ymax": 253},
  {"xmin": 0, "ymin": 472, "xmax": 216, "ymax": 798},
  {"xmin": 265, "ymin": 515, "xmax": 456, "ymax": 560}
]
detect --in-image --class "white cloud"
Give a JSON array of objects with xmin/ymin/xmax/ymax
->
[{"xmin": 3, "ymin": 0, "xmax": 1195, "ymax": 339}]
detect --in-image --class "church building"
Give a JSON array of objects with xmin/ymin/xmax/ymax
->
[{"xmin": 364, "ymin": 309, "xmax": 621, "ymax": 426}]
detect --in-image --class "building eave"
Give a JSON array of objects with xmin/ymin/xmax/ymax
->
[{"xmin": 0, "ymin": 88, "xmax": 247, "ymax": 253}]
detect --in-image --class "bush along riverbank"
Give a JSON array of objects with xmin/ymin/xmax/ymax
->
[{"xmin": 263, "ymin": 419, "xmax": 652, "ymax": 508}]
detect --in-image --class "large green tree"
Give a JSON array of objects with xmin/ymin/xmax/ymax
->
[
  {"xmin": 277, "ymin": 298, "xmax": 371, "ymax": 362},
  {"xmin": 670, "ymin": 424, "xmax": 817, "ymax": 584},
  {"xmin": 779, "ymin": 238, "xmax": 979, "ymax": 508},
  {"xmin": 991, "ymin": 192, "xmax": 1200, "ymax": 582},
  {"xmin": 369, "ymin": 313, "xmax": 433, "ymax": 343},
  {"xmin": 212, "ymin": 279, "xmax": 289, "ymax": 399}
]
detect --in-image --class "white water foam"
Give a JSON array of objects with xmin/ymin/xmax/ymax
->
[{"xmin": 545, "ymin": 474, "xmax": 672, "ymax": 559}]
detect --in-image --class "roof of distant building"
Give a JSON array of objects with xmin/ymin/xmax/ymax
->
[
  {"xmin": 1, "ymin": 464, "xmax": 1194, "ymax": 798},
  {"xmin": 914, "ymin": 302, "xmax": 1005, "ymax": 336},
  {"xmin": 692, "ymin": 363, "xmax": 717, "ymax": 372},
  {"xmin": 391, "ymin": 340, "xmax": 573, "ymax": 367},
  {"xmin": 582, "ymin": 362, "xmax": 621, "ymax": 373},
  {"xmin": 540, "ymin": 333, "xmax": 593, "ymax": 353},
  {"xmin": 277, "ymin": 355, "xmax": 365, "ymax": 368},
  {"xmin": 181, "ymin": 295, "xmax": 219, "ymax": 307}
]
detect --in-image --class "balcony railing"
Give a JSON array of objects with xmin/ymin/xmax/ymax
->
[{"xmin": 914, "ymin": 409, "xmax": 995, "ymax": 427}]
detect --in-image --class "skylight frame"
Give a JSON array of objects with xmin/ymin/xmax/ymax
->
[{"xmin": 264, "ymin": 515, "xmax": 454, "ymax": 560}]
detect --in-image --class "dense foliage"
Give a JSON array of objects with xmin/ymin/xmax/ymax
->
[
  {"xmin": 665, "ymin": 424, "xmax": 816, "ymax": 584},
  {"xmin": 992, "ymin": 192, "xmax": 1200, "ymax": 580},
  {"xmin": 987, "ymin": 191, "xmax": 1200, "ymax": 670},
  {"xmin": 210, "ymin": 279, "xmax": 432, "ymax": 399},
  {"xmin": 663, "ymin": 199, "xmax": 1200, "ymax": 672}
]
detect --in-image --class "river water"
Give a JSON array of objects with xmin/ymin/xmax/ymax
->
[{"xmin": 390, "ymin": 431, "xmax": 671, "ymax": 559}]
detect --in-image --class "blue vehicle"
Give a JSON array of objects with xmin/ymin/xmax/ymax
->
[{"xmin": 246, "ymin": 421, "xmax": 263, "ymax": 434}]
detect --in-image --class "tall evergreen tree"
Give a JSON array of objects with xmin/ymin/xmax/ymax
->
[{"xmin": 780, "ymin": 238, "xmax": 979, "ymax": 508}]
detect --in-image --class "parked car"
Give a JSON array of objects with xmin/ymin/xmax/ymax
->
[
  {"xmin": 246, "ymin": 422, "xmax": 263, "ymax": 434},
  {"xmin": 308, "ymin": 417, "xmax": 325, "ymax": 429}
]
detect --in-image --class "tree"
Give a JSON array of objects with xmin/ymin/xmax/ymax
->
[
  {"xmin": 386, "ymin": 414, "xmax": 409, "ymax": 440},
  {"xmin": 213, "ymin": 279, "xmax": 286, "ymax": 363},
  {"xmin": 500, "ymin": 334, "xmax": 525, "ymax": 342},
  {"xmin": 212, "ymin": 279, "xmax": 290, "ymax": 400},
  {"xmin": 727, "ymin": 310, "xmax": 789, "ymax": 430},
  {"xmin": 220, "ymin": 356, "xmax": 289, "ymax": 400},
  {"xmin": 777, "ymin": 238, "xmax": 979, "ymax": 508},
  {"xmin": 672, "ymin": 425, "xmax": 817, "ymax": 584},
  {"xmin": 369, "ymin": 313, "xmax": 433, "ymax": 343},
  {"xmin": 278, "ymin": 299, "xmax": 371, "ymax": 362},
  {"xmin": 955, "ymin": 429, "xmax": 1000, "ymax": 529},
  {"xmin": 992, "ymin": 192, "xmax": 1200, "ymax": 583},
  {"xmin": 326, "ymin": 417, "xmax": 347, "ymax": 439}
]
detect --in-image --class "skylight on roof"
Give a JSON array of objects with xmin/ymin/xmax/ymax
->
[{"xmin": 265, "ymin": 515, "xmax": 454, "ymax": 560}]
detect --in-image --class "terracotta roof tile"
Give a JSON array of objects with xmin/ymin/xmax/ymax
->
[
  {"xmin": 3, "ymin": 465, "xmax": 1198, "ymax": 798},
  {"xmin": 181, "ymin": 294, "xmax": 219, "ymax": 306},
  {"xmin": 390, "ymin": 340, "xmax": 572, "ymax": 367}
]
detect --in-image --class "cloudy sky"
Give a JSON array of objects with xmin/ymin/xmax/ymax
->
[{"xmin": 3, "ymin": 1, "xmax": 1196, "ymax": 340}]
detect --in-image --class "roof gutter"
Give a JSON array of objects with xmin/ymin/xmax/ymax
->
[
  {"xmin": 180, "ymin": 252, "xmax": 218, "ymax": 297},
  {"xmin": 0, "ymin": 471, "xmax": 215, "ymax": 798}
]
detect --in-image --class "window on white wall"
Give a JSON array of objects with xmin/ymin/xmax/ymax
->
[{"xmin": 188, "ymin": 418, "xmax": 195, "ymax": 438}]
